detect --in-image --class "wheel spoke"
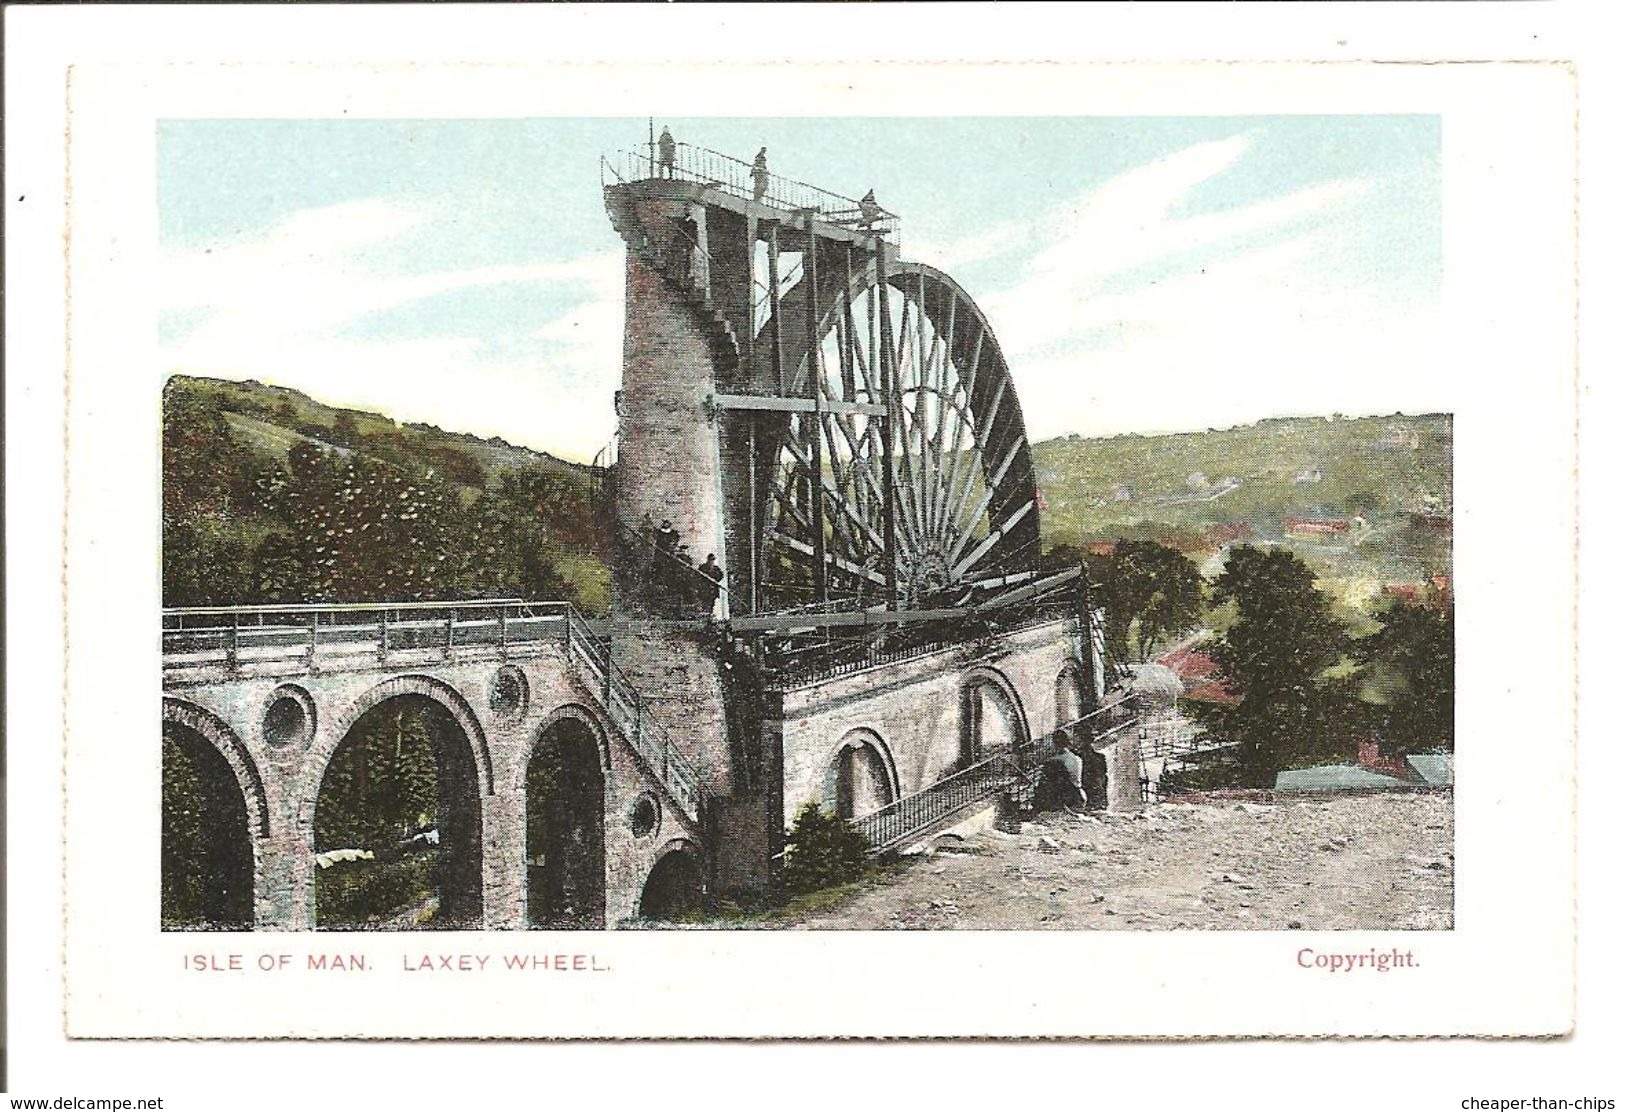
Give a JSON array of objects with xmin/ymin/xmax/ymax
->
[
  {"xmin": 941, "ymin": 371, "xmax": 1006, "ymax": 548},
  {"xmin": 947, "ymin": 435, "xmax": 1027, "ymax": 566},
  {"xmin": 951, "ymin": 498, "xmax": 1036, "ymax": 580},
  {"xmin": 772, "ymin": 532, "xmax": 888, "ymax": 587},
  {"xmin": 936, "ymin": 327, "xmax": 984, "ymax": 547}
]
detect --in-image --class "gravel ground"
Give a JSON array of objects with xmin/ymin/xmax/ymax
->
[{"xmin": 762, "ymin": 790, "xmax": 1454, "ymax": 931}]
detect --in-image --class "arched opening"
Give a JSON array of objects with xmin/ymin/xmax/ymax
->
[
  {"xmin": 313, "ymin": 694, "xmax": 483, "ymax": 930},
  {"xmin": 526, "ymin": 716, "xmax": 606, "ymax": 930},
  {"xmin": 822, "ymin": 731, "xmax": 898, "ymax": 820},
  {"xmin": 638, "ymin": 846, "xmax": 704, "ymax": 921},
  {"xmin": 162, "ymin": 721, "xmax": 254, "ymax": 929},
  {"xmin": 959, "ymin": 674, "xmax": 1025, "ymax": 769}
]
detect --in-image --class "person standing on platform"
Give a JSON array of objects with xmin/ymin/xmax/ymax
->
[
  {"xmin": 751, "ymin": 147, "xmax": 770, "ymax": 202},
  {"xmin": 658, "ymin": 127, "xmax": 676, "ymax": 178}
]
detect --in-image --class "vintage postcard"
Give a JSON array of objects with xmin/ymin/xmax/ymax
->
[{"xmin": 59, "ymin": 59, "xmax": 1576, "ymax": 1039}]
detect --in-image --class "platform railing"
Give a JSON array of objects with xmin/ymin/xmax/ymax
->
[
  {"xmin": 162, "ymin": 600, "xmax": 571, "ymax": 669},
  {"xmin": 603, "ymin": 144, "xmax": 900, "ymax": 238}
]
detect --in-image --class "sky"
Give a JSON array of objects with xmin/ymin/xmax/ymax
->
[{"xmin": 158, "ymin": 116, "xmax": 1441, "ymax": 462}]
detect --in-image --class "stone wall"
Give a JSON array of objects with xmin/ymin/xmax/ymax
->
[
  {"xmin": 615, "ymin": 240, "xmax": 729, "ymax": 615},
  {"xmin": 768, "ymin": 619, "xmax": 1140, "ymax": 827}
]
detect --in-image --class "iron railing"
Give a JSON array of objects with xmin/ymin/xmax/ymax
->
[
  {"xmin": 161, "ymin": 600, "xmax": 705, "ymax": 824},
  {"xmin": 559, "ymin": 609, "xmax": 704, "ymax": 821},
  {"xmin": 850, "ymin": 749, "xmax": 1032, "ymax": 854},
  {"xmin": 603, "ymin": 143, "xmax": 900, "ymax": 239},
  {"xmin": 162, "ymin": 600, "xmax": 569, "ymax": 668},
  {"xmin": 760, "ymin": 607, "xmax": 1074, "ymax": 689},
  {"xmin": 846, "ymin": 689, "xmax": 1147, "ymax": 853}
]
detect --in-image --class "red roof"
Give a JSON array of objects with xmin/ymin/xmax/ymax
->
[
  {"xmin": 1284, "ymin": 515, "xmax": 1350, "ymax": 534},
  {"xmin": 1155, "ymin": 644, "xmax": 1240, "ymax": 705}
]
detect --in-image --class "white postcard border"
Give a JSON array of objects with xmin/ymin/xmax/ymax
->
[{"xmin": 60, "ymin": 58, "xmax": 1576, "ymax": 1039}]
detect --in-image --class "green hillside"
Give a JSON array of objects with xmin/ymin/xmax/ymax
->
[
  {"xmin": 163, "ymin": 374, "xmax": 1450, "ymax": 619},
  {"xmin": 1031, "ymin": 413, "xmax": 1453, "ymax": 613},
  {"xmin": 161, "ymin": 375, "xmax": 612, "ymax": 612}
]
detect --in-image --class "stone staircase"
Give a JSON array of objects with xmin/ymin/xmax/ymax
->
[{"xmin": 603, "ymin": 185, "xmax": 744, "ymax": 377}]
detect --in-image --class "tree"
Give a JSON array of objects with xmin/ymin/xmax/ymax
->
[
  {"xmin": 161, "ymin": 380, "xmax": 258, "ymax": 605},
  {"xmin": 1095, "ymin": 540, "xmax": 1204, "ymax": 661},
  {"xmin": 1198, "ymin": 545, "xmax": 1351, "ymax": 786},
  {"xmin": 1361, "ymin": 599, "xmax": 1454, "ymax": 752},
  {"xmin": 315, "ymin": 703, "xmax": 439, "ymax": 851},
  {"xmin": 329, "ymin": 411, "xmax": 362, "ymax": 447},
  {"xmin": 781, "ymin": 802, "xmax": 870, "ymax": 894}
]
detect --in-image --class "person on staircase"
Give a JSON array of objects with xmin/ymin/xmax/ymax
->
[{"xmin": 697, "ymin": 553, "xmax": 724, "ymax": 619}]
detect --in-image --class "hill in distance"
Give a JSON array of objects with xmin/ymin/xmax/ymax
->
[
  {"xmin": 1030, "ymin": 412, "xmax": 1453, "ymax": 612},
  {"xmin": 166, "ymin": 374, "xmax": 1450, "ymax": 617}
]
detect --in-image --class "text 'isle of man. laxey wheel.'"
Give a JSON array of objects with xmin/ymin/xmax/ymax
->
[{"xmin": 761, "ymin": 260, "xmax": 1040, "ymax": 612}]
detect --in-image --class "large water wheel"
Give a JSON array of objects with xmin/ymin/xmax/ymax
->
[{"xmin": 755, "ymin": 255, "xmax": 1040, "ymax": 614}]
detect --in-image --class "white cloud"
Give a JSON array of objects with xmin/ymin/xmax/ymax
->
[
  {"xmin": 160, "ymin": 200, "xmax": 626, "ymax": 460},
  {"xmin": 914, "ymin": 133, "xmax": 1436, "ymax": 441}
]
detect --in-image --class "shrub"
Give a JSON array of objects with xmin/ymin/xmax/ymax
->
[{"xmin": 781, "ymin": 802, "xmax": 870, "ymax": 894}]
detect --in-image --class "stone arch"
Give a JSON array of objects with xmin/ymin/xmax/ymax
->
[
  {"xmin": 524, "ymin": 708, "xmax": 609, "ymax": 929},
  {"xmin": 638, "ymin": 838, "xmax": 705, "ymax": 920},
  {"xmin": 302, "ymin": 675, "xmax": 491, "ymax": 929},
  {"xmin": 301, "ymin": 674, "xmax": 493, "ymax": 824},
  {"xmin": 161, "ymin": 699, "xmax": 261, "ymax": 929},
  {"xmin": 958, "ymin": 666, "xmax": 1030, "ymax": 766},
  {"xmin": 1054, "ymin": 661, "xmax": 1088, "ymax": 731},
  {"xmin": 820, "ymin": 728, "xmax": 900, "ymax": 821},
  {"xmin": 162, "ymin": 697, "xmax": 269, "ymax": 837},
  {"xmin": 514, "ymin": 703, "xmax": 612, "ymax": 793}
]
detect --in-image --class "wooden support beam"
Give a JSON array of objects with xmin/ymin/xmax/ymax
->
[
  {"xmin": 875, "ymin": 242, "xmax": 900, "ymax": 610},
  {"xmin": 805, "ymin": 218, "xmax": 828, "ymax": 607},
  {"xmin": 710, "ymin": 393, "xmax": 888, "ymax": 417},
  {"xmin": 729, "ymin": 605, "xmax": 970, "ymax": 633}
]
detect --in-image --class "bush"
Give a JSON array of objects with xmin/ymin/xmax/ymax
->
[{"xmin": 781, "ymin": 802, "xmax": 870, "ymax": 894}]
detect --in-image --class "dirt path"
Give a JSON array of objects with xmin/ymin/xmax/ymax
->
[{"xmin": 762, "ymin": 790, "xmax": 1453, "ymax": 931}]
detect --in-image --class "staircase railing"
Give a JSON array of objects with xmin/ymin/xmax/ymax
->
[
  {"xmin": 850, "ymin": 749, "xmax": 1033, "ymax": 855},
  {"xmin": 561, "ymin": 609, "xmax": 705, "ymax": 823}
]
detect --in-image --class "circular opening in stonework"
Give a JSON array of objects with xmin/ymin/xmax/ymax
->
[
  {"xmin": 629, "ymin": 794, "xmax": 661, "ymax": 839},
  {"xmin": 262, "ymin": 688, "xmax": 313, "ymax": 748},
  {"xmin": 490, "ymin": 665, "xmax": 529, "ymax": 719}
]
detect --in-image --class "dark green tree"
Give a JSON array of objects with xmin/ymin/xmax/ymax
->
[
  {"xmin": 1361, "ymin": 599, "xmax": 1454, "ymax": 752},
  {"xmin": 315, "ymin": 703, "xmax": 439, "ymax": 851},
  {"xmin": 161, "ymin": 379, "xmax": 258, "ymax": 605},
  {"xmin": 781, "ymin": 802, "xmax": 870, "ymax": 894},
  {"xmin": 1198, "ymin": 545, "xmax": 1351, "ymax": 786},
  {"xmin": 1095, "ymin": 540, "xmax": 1205, "ymax": 661}
]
